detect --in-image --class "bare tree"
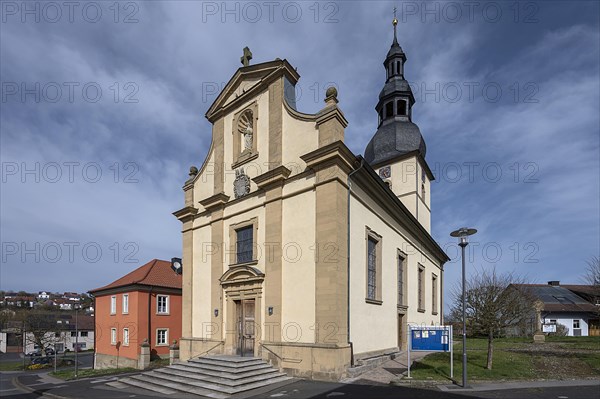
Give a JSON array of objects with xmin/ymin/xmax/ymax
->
[
  {"xmin": 582, "ymin": 256, "xmax": 600, "ymax": 286},
  {"xmin": 450, "ymin": 267, "xmax": 534, "ymax": 370},
  {"xmin": 15, "ymin": 310, "xmax": 59, "ymax": 353}
]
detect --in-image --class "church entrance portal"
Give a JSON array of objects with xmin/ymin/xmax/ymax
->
[{"xmin": 235, "ymin": 299, "xmax": 256, "ymax": 356}]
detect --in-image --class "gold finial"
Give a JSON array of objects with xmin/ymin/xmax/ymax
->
[{"xmin": 393, "ymin": 6, "xmax": 398, "ymax": 25}]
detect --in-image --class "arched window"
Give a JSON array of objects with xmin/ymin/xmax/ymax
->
[
  {"xmin": 397, "ymin": 99, "xmax": 407, "ymax": 116},
  {"xmin": 385, "ymin": 102, "xmax": 394, "ymax": 118}
]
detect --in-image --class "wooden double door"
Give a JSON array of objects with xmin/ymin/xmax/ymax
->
[{"xmin": 235, "ymin": 299, "xmax": 256, "ymax": 356}]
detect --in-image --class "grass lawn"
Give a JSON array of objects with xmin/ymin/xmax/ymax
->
[
  {"xmin": 0, "ymin": 361, "xmax": 25, "ymax": 371},
  {"xmin": 409, "ymin": 336, "xmax": 600, "ymax": 382}
]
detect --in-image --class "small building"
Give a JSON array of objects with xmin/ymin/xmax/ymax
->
[
  {"xmin": 89, "ymin": 259, "xmax": 182, "ymax": 369},
  {"xmin": 512, "ymin": 281, "xmax": 599, "ymax": 336},
  {"xmin": 37, "ymin": 292, "xmax": 50, "ymax": 300}
]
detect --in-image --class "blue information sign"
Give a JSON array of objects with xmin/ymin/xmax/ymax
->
[{"xmin": 410, "ymin": 327, "xmax": 450, "ymax": 351}]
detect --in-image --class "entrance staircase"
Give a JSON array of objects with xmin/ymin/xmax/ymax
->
[{"xmin": 112, "ymin": 355, "xmax": 293, "ymax": 398}]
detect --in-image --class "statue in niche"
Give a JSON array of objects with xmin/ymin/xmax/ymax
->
[{"xmin": 242, "ymin": 121, "xmax": 253, "ymax": 152}]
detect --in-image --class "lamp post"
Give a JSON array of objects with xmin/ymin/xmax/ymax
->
[
  {"xmin": 74, "ymin": 307, "xmax": 79, "ymax": 378},
  {"xmin": 450, "ymin": 227, "xmax": 477, "ymax": 388}
]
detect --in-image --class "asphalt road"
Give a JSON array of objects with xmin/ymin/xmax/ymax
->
[{"xmin": 0, "ymin": 370, "xmax": 598, "ymax": 399}]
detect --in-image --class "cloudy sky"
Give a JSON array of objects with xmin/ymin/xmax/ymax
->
[{"xmin": 1, "ymin": 1, "xmax": 598, "ymax": 311}]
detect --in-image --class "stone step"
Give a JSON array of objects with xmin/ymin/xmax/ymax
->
[
  {"xmin": 141, "ymin": 370, "xmax": 292, "ymax": 395},
  {"xmin": 170, "ymin": 361, "xmax": 272, "ymax": 375},
  {"xmin": 124, "ymin": 374, "xmax": 228, "ymax": 399},
  {"xmin": 155, "ymin": 366, "xmax": 285, "ymax": 387},
  {"xmin": 189, "ymin": 356, "xmax": 265, "ymax": 369},
  {"xmin": 118, "ymin": 376, "xmax": 182, "ymax": 396}
]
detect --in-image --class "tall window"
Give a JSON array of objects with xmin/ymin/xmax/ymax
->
[
  {"xmin": 367, "ymin": 237, "xmax": 377, "ymax": 300},
  {"xmin": 573, "ymin": 320, "xmax": 580, "ymax": 329},
  {"xmin": 418, "ymin": 265, "xmax": 425, "ymax": 311},
  {"xmin": 122, "ymin": 294, "xmax": 129, "ymax": 314},
  {"xmin": 123, "ymin": 328, "xmax": 129, "ymax": 346},
  {"xmin": 385, "ymin": 101, "xmax": 394, "ymax": 118},
  {"xmin": 157, "ymin": 329, "xmax": 168, "ymax": 346},
  {"xmin": 397, "ymin": 99, "xmax": 407, "ymax": 116},
  {"xmin": 111, "ymin": 328, "xmax": 117, "ymax": 345},
  {"xmin": 236, "ymin": 226, "xmax": 253, "ymax": 263},
  {"xmin": 421, "ymin": 167, "xmax": 426, "ymax": 197},
  {"xmin": 157, "ymin": 295, "xmax": 169, "ymax": 314},
  {"xmin": 110, "ymin": 296, "xmax": 116, "ymax": 315},
  {"xmin": 432, "ymin": 274, "xmax": 438, "ymax": 314},
  {"xmin": 397, "ymin": 254, "xmax": 405, "ymax": 306}
]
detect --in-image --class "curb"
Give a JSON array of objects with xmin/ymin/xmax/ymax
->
[
  {"xmin": 13, "ymin": 375, "xmax": 71, "ymax": 399},
  {"xmin": 437, "ymin": 379, "xmax": 600, "ymax": 392}
]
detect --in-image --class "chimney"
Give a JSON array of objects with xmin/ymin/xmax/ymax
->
[{"xmin": 548, "ymin": 281, "xmax": 560, "ymax": 286}]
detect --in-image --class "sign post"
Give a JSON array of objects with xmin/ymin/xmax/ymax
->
[{"xmin": 407, "ymin": 325, "xmax": 452, "ymax": 379}]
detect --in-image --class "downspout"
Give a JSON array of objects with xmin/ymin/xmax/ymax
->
[
  {"xmin": 440, "ymin": 265, "xmax": 444, "ymax": 326},
  {"xmin": 92, "ymin": 295, "xmax": 96, "ymax": 369},
  {"xmin": 347, "ymin": 158, "xmax": 365, "ymax": 367},
  {"xmin": 148, "ymin": 287, "xmax": 153, "ymax": 357}
]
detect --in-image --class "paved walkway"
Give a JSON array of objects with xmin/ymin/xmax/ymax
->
[{"xmin": 342, "ymin": 350, "xmax": 434, "ymax": 385}]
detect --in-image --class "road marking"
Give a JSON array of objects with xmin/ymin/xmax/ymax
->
[{"xmin": 557, "ymin": 396, "xmax": 568, "ymax": 399}]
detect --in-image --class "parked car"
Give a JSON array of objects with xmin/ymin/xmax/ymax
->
[
  {"xmin": 26, "ymin": 349, "xmax": 41, "ymax": 357},
  {"xmin": 31, "ymin": 356, "xmax": 52, "ymax": 365},
  {"xmin": 44, "ymin": 347, "xmax": 55, "ymax": 356}
]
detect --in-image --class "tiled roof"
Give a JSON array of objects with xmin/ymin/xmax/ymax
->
[{"xmin": 89, "ymin": 259, "xmax": 182, "ymax": 294}]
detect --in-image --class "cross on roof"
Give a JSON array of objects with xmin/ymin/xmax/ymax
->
[{"xmin": 241, "ymin": 46, "xmax": 252, "ymax": 67}]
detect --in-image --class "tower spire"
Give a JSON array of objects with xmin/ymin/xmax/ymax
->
[{"xmin": 393, "ymin": 7, "xmax": 398, "ymax": 44}]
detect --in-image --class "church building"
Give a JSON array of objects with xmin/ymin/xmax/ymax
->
[{"xmin": 174, "ymin": 18, "xmax": 449, "ymax": 381}]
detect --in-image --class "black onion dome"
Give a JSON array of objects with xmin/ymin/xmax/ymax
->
[
  {"xmin": 364, "ymin": 120, "xmax": 426, "ymax": 166},
  {"xmin": 364, "ymin": 20, "xmax": 426, "ymax": 166}
]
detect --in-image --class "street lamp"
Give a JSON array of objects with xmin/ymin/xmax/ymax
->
[
  {"xmin": 450, "ymin": 227, "xmax": 477, "ymax": 388},
  {"xmin": 75, "ymin": 306, "xmax": 79, "ymax": 378}
]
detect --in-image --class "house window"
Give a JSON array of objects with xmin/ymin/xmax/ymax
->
[
  {"xmin": 122, "ymin": 294, "xmax": 129, "ymax": 314},
  {"xmin": 365, "ymin": 228, "xmax": 382, "ymax": 303},
  {"xmin": 157, "ymin": 295, "xmax": 169, "ymax": 314},
  {"xmin": 550, "ymin": 319, "xmax": 557, "ymax": 324},
  {"xmin": 418, "ymin": 265, "xmax": 425, "ymax": 312},
  {"xmin": 123, "ymin": 328, "xmax": 129, "ymax": 346},
  {"xmin": 55, "ymin": 332, "xmax": 60, "ymax": 338},
  {"xmin": 236, "ymin": 226, "xmax": 254, "ymax": 263},
  {"xmin": 110, "ymin": 296, "xmax": 116, "ymax": 315},
  {"xmin": 397, "ymin": 254, "xmax": 405, "ymax": 306},
  {"xmin": 80, "ymin": 331, "xmax": 88, "ymax": 338},
  {"xmin": 111, "ymin": 328, "xmax": 117, "ymax": 345},
  {"xmin": 71, "ymin": 331, "xmax": 77, "ymax": 337},
  {"xmin": 573, "ymin": 319, "xmax": 580, "ymax": 329},
  {"xmin": 432, "ymin": 273, "xmax": 438, "ymax": 314},
  {"xmin": 157, "ymin": 329, "xmax": 168, "ymax": 346}
]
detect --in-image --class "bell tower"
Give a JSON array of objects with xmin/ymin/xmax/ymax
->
[{"xmin": 364, "ymin": 13, "xmax": 433, "ymax": 232}]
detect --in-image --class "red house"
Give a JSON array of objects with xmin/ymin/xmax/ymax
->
[{"xmin": 89, "ymin": 259, "xmax": 182, "ymax": 369}]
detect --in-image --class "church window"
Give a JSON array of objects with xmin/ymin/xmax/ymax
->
[
  {"xmin": 397, "ymin": 99, "xmax": 407, "ymax": 116},
  {"xmin": 236, "ymin": 226, "xmax": 254, "ymax": 263},
  {"xmin": 397, "ymin": 253, "xmax": 405, "ymax": 306},
  {"xmin": 418, "ymin": 264, "xmax": 425, "ymax": 312},
  {"xmin": 385, "ymin": 102, "xmax": 394, "ymax": 118},
  {"xmin": 396, "ymin": 61, "xmax": 400, "ymax": 75},
  {"xmin": 432, "ymin": 273, "xmax": 438, "ymax": 314},
  {"xmin": 421, "ymin": 166, "xmax": 426, "ymax": 197},
  {"xmin": 365, "ymin": 228, "xmax": 382, "ymax": 303}
]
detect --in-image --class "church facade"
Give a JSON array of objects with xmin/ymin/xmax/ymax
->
[{"xmin": 174, "ymin": 21, "xmax": 449, "ymax": 381}]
